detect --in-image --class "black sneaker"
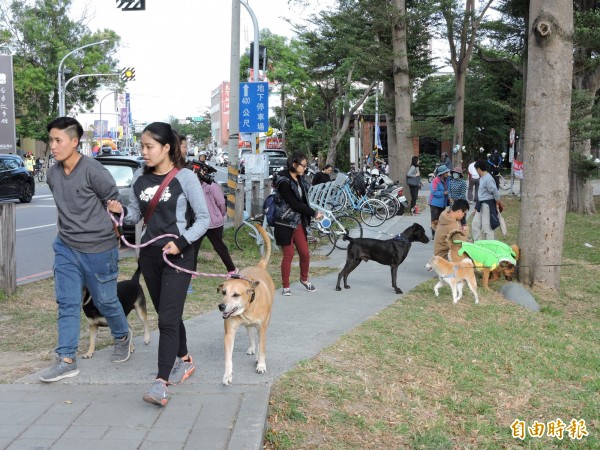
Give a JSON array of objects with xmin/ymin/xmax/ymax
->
[{"xmin": 300, "ymin": 280, "xmax": 316, "ymax": 292}]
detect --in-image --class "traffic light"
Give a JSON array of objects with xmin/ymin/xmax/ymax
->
[
  {"xmin": 116, "ymin": 0, "xmax": 145, "ymax": 11},
  {"xmin": 121, "ymin": 67, "xmax": 135, "ymax": 81}
]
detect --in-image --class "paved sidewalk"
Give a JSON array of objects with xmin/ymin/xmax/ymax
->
[{"xmin": 3, "ymin": 211, "xmax": 436, "ymax": 450}]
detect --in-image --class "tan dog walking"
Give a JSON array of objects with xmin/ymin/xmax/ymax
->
[{"xmin": 218, "ymin": 225, "xmax": 275, "ymax": 385}]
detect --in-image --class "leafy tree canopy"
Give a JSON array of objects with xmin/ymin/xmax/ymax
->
[{"xmin": 0, "ymin": 0, "xmax": 122, "ymax": 142}]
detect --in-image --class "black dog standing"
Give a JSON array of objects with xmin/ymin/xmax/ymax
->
[{"xmin": 336, "ymin": 223, "xmax": 430, "ymax": 294}]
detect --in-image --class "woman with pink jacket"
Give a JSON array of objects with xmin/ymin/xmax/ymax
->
[{"xmin": 194, "ymin": 166, "xmax": 237, "ymax": 275}]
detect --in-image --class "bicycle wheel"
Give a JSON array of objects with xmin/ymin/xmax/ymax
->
[
  {"xmin": 37, "ymin": 169, "xmax": 45, "ymax": 182},
  {"xmin": 332, "ymin": 214, "xmax": 363, "ymax": 250},
  {"xmin": 378, "ymin": 193, "xmax": 398, "ymax": 218},
  {"xmin": 234, "ymin": 221, "xmax": 263, "ymax": 252},
  {"xmin": 359, "ymin": 198, "xmax": 388, "ymax": 227},
  {"xmin": 307, "ymin": 224, "xmax": 337, "ymax": 256},
  {"xmin": 499, "ymin": 176, "xmax": 511, "ymax": 191},
  {"xmin": 326, "ymin": 186, "xmax": 348, "ymax": 212}
]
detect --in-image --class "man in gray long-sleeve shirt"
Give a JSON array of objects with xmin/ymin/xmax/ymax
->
[
  {"xmin": 472, "ymin": 159, "xmax": 502, "ymax": 241},
  {"xmin": 39, "ymin": 117, "xmax": 132, "ymax": 383}
]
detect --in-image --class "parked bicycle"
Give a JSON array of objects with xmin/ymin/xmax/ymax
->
[
  {"xmin": 327, "ymin": 173, "xmax": 388, "ymax": 227},
  {"xmin": 33, "ymin": 166, "xmax": 46, "ymax": 182},
  {"xmin": 233, "ymin": 214, "xmax": 278, "ymax": 256},
  {"xmin": 308, "ymin": 204, "xmax": 363, "ymax": 254}
]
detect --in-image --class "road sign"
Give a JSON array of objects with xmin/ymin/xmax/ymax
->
[
  {"xmin": 239, "ymin": 82, "xmax": 269, "ymax": 133},
  {"xmin": 509, "ymin": 128, "xmax": 515, "ymax": 145},
  {"xmin": 0, "ymin": 54, "xmax": 17, "ymax": 153},
  {"xmin": 186, "ymin": 116, "xmax": 206, "ymax": 122}
]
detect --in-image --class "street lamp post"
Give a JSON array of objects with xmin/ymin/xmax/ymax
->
[{"xmin": 57, "ymin": 39, "xmax": 108, "ymax": 116}]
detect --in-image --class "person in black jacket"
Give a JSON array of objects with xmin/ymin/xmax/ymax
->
[
  {"xmin": 274, "ymin": 152, "xmax": 323, "ymax": 296},
  {"xmin": 311, "ymin": 164, "xmax": 333, "ymax": 186}
]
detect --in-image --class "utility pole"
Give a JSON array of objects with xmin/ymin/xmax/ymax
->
[{"xmin": 228, "ymin": 0, "xmax": 243, "ymax": 227}]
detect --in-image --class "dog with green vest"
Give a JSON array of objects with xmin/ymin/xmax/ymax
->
[{"xmin": 447, "ymin": 230, "xmax": 520, "ymax": 289}]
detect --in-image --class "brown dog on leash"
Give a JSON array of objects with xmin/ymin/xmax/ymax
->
[{"xmin": 218, "ymin": 224, "xmax": 275, "ymax": 385}]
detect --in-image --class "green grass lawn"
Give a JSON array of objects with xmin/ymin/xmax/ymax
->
[{"xmin": 264, "ymin": 196, "xmax": 600, "ymax": 449}]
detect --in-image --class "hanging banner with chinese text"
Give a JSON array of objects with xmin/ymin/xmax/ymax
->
[{"xmin": 0, "ymin": 54, "xmax": 17, "ymax": 153}]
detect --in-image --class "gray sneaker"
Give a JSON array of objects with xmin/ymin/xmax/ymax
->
[
  {"xmin": 300, "ymin": 280, "xmax": 317, "ymax": 292},
  {"xmin": 169, "ymin": 355, "xmax": 195, "ymax": 385},
  {"xmin": 282, "ymin": 287, "xmax": 292, "ymax": 296},
  {"xmin": 143, "ymin": 379, "xmax": 169, "ymax": 406},
  {"xmin": 111, "ymin": 329, "xmax": 133, "ymax": 363},
  {"xmin": 39, "ymin": 358, "xmax": 79, "ymax": 383}
]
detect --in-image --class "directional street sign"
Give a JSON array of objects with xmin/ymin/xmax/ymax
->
[{"xmin": 239, "ymin": 82, "xmax": 268, "ymax": 133}]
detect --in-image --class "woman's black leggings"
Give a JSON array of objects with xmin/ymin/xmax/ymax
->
[
  {"xmin": 194, "ymin": 226, "xmax": 236, "ymax": 273},
  {"xmin": 139, "ymin": 246, "xmax": 194, "ymax": 381},
  {"xmin": 409, "ymin": 185, "xmax": 419, "ymax": 211}
]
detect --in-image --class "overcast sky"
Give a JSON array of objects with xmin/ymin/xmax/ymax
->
[{"xmin": 70, "ymin": 0, "xmax": 331, "ymax": 124}]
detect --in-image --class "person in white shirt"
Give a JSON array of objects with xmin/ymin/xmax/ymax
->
[{"xmin": 467, "ymin": 159, "xmax": 480, "ymax": 203}]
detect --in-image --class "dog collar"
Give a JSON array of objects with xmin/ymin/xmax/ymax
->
[
  {"xmin": 393, "ymin": 234, "xmax": 410, "ymax": 243},
  {"xmin": 227, "ymin": 274, "xmax": 256, "ymax": 302}
]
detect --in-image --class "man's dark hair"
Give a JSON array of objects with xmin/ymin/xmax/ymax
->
[
  {"xmin": 47, "ymin": 117, "xmax": 84, "ymax": 144},
  {"xmin": 323, "ymin": 164, "xmax": 332, "ymax": 171},
  {"xmin": 474, "ymin": 159, "xmax": 488, "ymax": 172},
  {"xmin": 451, "ymin": 199, "xmax": 469, "ymax": 212},
  {"xmin": 179, "ymin": 134, "xmax": 187, "ymax": 144}
]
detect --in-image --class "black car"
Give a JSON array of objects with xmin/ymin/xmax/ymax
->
[
  {"xmin": 0, "ymin": 153, "xmax": 35, "ymax": 203},
  {"xmin": 264, "ymin": 149, "xmax": 288, "ymax": 175},
  {"xmin": 95, "ymin": 155, "xmax": 143, "ymax": 236}
]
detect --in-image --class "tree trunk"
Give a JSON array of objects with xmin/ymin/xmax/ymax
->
[
  {"xmin": 281, "ymin": 87, "xmax": 287, "ymax": 153},
  {"xmin": 569, "ymin": 139, "xmax": 596, "ymax": 214},
  {"xmin": 452, "ymin": 69, "xmax": 467, "ymax": 169},
  {"xmin": 391, "ymin": 0, "xmax": 412, "ymax": 186},
  {"xmin": 442, "ymin": 0, "xmax": 494, "ymax": 170},
  {"xmin": 325, "ymin": 80, "xmax": 376, "ymax": 167},
  {"xmin": 517, "ymin": 1, "xmax": 573, "ymax": 290},
  {"xmin": 383, "ymin": 80, "xmax": 398, "ymax": 183}
]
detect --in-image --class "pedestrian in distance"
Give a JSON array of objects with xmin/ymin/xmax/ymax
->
[
  {"xmin": 467, "ymin": 159, "xmax": 480, "ymax": 204},
  {"xmin": 39, "ymin": 117, "xmax": 133, "ymax": 383},
  {"xmin": 428, "ymin": 164, "xmax": 450, "ymax": 239},
  {"xmin": 107, "ymin": 122, "xmax": 211, "ymax": 407},
  {"xmin": 24, "ymin": 152, "xmax": 35, "ymax": 174},
  {"xmin": 274, "ymin": 152, "xmax": 323, "ymax": 296},
  {"xmin": 311, "ymin": 164, "xmax": 333, "ymax": 186},
  {"xmin": 448, "ymin": 167, "xmax": 468, "ymax": 226},
  {"xmin": 487, "ymin": 149, "xmax": 503, "ymax": 188},
  {"xmin": 195, "ymin": 163, "xmax": 237, "ymax": 275},
  {"xmin": 440, "ymin": 151, "xmax": 453, "ymax": 171},
  {"xmin": 406, "ymin": 155, "xmax": 421, "ymax": 215},
  {"xmin": 472, "ymin": 160, "xmax": 504, "ymax": 241}
]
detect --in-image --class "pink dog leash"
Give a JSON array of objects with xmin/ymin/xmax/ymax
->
[{"xmin": 108, "ymin": 208, "xmax": 231, "ymax": 279}]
